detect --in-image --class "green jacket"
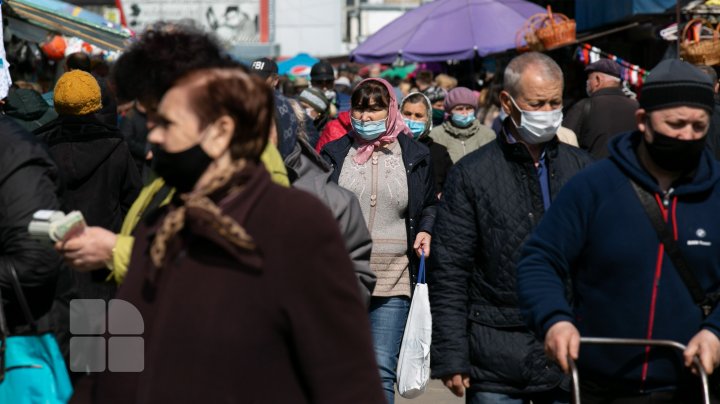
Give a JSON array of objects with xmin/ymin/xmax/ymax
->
[{"xmin": 429, "ymin": 119, "xmax": 496, "ymax": 163}]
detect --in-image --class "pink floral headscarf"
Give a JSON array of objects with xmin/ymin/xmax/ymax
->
[{"xmin": 351, "ymin": 78, "xmax": 410, "ymax": 164}]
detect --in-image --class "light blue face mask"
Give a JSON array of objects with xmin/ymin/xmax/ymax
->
[
  {"xmin": 351, "ymin": 116, "xmax": 387, "ymax": 141},
  {"xmin": 403, "ymin": 118, "xmax": 427, "ymax": 139},
  {"xmin": 451, "ymin": 111, "xmax": 475, "ymax": 128}
]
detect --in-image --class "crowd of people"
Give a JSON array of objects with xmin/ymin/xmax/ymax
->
[{"xmin": 2, "ymin": 19, "xmax": 720, "ymax": 404}]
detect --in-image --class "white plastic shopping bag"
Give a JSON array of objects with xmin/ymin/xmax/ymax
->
[{"xmin": 397, "ymin": 251, "xmax": 431, "ymax": 398}]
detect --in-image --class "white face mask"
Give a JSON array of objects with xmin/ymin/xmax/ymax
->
[{"xmin": 509, "ymin": 96, "xmax": 563, "ymax": 144}]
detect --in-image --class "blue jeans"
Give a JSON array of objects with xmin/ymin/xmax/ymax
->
[
  {"xmin": 466, "ymin": 389, "xmax": 569, "ymax": 404},
  {"xmin": 369, "ymin": 296, "xmax": 410, "ymax": 404}
]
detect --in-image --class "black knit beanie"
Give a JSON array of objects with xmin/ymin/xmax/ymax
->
[{"xmin": 639, "ymin": 59, "xmax": 715, "ymax": 113}]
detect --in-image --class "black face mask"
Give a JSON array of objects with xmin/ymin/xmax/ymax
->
[
  {"xmin": 152, "ymin": 144, "xmax": 213, "ymax": 193},
  {"xmin": 645, "ymin": 124, "xmax": 706, "ymax": 173}
]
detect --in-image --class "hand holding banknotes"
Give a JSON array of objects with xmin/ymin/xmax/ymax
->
[
  {"xmin": 28, "ymin": 210, "xmax": 117, "ymax": 272},
  {"xmin": 55, "ymin": 226, "xmax": 118, "ymax": 272}
]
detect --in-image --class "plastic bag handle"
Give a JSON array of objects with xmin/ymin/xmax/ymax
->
[{"xmin": 418, "ymin": 250, "xmax": 426, "ymax": 284}]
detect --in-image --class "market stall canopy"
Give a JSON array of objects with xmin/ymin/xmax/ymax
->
[
  {"xmin": 575, "ymin": 0, "xmax": 676, "ymax": 31},
  {"xmin": 63, "ymin": 0, "xmax": 115, "ymax": 5},
  {"xmin": 3, "ymin": 0, "xmax": 131, "ymax": 51},
  {"xmin": 380, "ymin": 64, "xmax": 417, "ymax": 79},
  {"xmin": 278, "ymin": 53, "xmax": 318, "ymax": 77},
  {"xmin": 350, "ymin": 0, "xmax": 545, "ymax": 64}
]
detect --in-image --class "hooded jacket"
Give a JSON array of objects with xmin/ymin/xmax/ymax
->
[
  {"xmin": 36, "ymin": 115, "xmax": 142, "ymax": 231},
  {"xmin": 518, "ymin": 131, "xmax": 720, "ymax": 392},
  {"xmin": 36, "ymin": 114, "xmax": 142, "ymax": 301},
  {"xmin": 4, "ymin": 88, "xmax": 58, "ymax": 132},
  {"xmin": 429, "ymin": 119, "xmax": 496, "ymax": 163},
  {"xmin": 284, "ymin": 137, "xmax": 376, "ymax": 306},
  {"xmin": 429, "ymin": 126, "xmax": 592, "ymax": 394}
]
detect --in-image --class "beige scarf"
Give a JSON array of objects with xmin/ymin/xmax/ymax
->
[{"xmin": 149, "ymin": 160, "xmax": 256, "ymax": 272}]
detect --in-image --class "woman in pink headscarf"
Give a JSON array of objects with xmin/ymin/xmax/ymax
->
[{"xmin": 320, "ymin": 77, "xmax": 437, "ymax": 404}]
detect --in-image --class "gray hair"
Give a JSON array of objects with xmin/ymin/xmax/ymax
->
[{"xmin": 503, "ymin": 52, "xmax": 563, "ymax": 97}]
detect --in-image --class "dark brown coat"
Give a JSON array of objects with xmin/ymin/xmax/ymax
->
[{"xmin": 93, "ymin": 163, "xmax": 384, "ymax": 404}]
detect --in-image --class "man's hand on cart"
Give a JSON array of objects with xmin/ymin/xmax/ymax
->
[
  {"xmin": 684, "ymin": 329, "xmax": 720, "ymax": 376},
  {"xmin": 545, "ymin": 321, "xmax": 580, "ymax": 374}
]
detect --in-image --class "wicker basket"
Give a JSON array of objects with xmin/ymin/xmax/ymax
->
[
  {"xmin": 534, "ymin": 6, "xmax": 576, "ymax": 49},
  {"xmin": 516, "ymin": 13, "xmax": 547, "ymax": 52},
  {"xmin": 680, "ymin": 18, "xmax": 720, "ymax": 66}
]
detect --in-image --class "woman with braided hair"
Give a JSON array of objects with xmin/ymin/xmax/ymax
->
[{"xmin": 93, "ymin": 67, "xmax": 384, "ymax": 403}]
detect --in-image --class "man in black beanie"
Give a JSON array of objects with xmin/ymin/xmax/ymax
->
[{"xmin": 517, "ymin": 59, "xmax": 720, "ymax": 403}]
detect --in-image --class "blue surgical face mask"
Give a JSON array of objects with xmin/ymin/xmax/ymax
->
[
  {"xmin": 403, "ymin": 118, "xmax": 427, "ymax": 139},
  {"xmin": 451, "ymin": 110, "xmax": 475, "ymax": 128},
  {"xmin": 351, "ymin": 116, "xmax": 387, "ymax": 141}
]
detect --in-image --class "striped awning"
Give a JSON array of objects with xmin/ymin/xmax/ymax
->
[{"xmin": 3, "ymin": 0, "xmax": 131, "ymax": 51}]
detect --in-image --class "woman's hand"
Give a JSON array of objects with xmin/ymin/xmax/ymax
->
[
  {"xmin": 55, "ymin": 226, "xmax": 118, "ymax": 272},
  {"xmin": 413, "ymin": 231, "xmax": 431, "ymax": 258}
]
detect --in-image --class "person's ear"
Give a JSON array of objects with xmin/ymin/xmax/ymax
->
[
  {"xmin": 635, "ymin": 109, "xmax": 647, "ymax": 132},
  {"xmin": 499, "ymin": 90, "xmax": 513, "ymax": 116},
  {"xmin": 203, "ymin": 115, "xmax": 235, "ymax": 158}
]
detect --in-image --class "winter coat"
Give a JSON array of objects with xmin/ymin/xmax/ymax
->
[
  {"xmin": 321, "ymin": 133, "xmax": 437, "ymax": 287},
  {"xmin": 563, "ymin": 87, "xmax": 639, "ymax": 159},
  {"xmin": 429, "ymin": 119, "xmax": 496, "ymax": 163},
  {"xmin": 316, "ymin": 111, "xmax": 351, "ymax": 153},
  {"xmin": 4, "ymin": 88, "xmax": 58, "ymax": 132},
  {"xmin": 429, "ymin": 126, "xmax": 592, "ymax": 394},
  {"xmin": 0, "ymin": 116, "xmax": 63, "ymax": 330},
  {"xmin": 36, "ymin": 114, "xmax": 142, "ymax": 301},
  {"xmin": 419, "ymin": 135, "xmax": 453, "ymax": 195},
  {"xmin": 93, "ymin": 163, "xmax": 384, "ymax": 404},
  {"xmin": 36, "ymin": 115, "xmax": 142, "ymax": 232},
  {"xmin": 285, "ymin": 137, "xmax": 375, "ymax": 306},
  {"xmin": 518, "ymin": 131, "xmax": 720, "ymax": 392}
]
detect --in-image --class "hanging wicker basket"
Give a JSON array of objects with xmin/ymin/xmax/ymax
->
[
  {"xmin": 680, "ymin": 18, "xmax": 720, "ymax": 66},
  {"xmin": 516, "ymin": 13, "xmax": 547, "ymax": 52},
  {"xmin": 534, "ymin": 6, "xmax": 576, "ymax": 49}
]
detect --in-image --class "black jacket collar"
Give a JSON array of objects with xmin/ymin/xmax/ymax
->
[{"xmin": 498, "ymin": 118, "xmax": 559, "ymax": 163}]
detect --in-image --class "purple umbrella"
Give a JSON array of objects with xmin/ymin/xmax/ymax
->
[{"xmin": 350, "ymin": 0, "xmax": 546, "ymax": 63}]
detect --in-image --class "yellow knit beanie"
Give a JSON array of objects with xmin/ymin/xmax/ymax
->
[{"xmin": 53, "ymin": 70, "xmax": 102, "ymax": 116}]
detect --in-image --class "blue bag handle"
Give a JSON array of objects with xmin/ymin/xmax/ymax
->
[{"xmin": 418, "ymin": 250, "xmax": 426, "ymax": 284}]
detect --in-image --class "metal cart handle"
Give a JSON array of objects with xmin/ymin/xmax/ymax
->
[{"xmin": 567, "ymin": 337, "xmax": 710, "ymax": 404}]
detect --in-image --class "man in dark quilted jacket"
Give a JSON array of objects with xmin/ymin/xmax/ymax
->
[{"xmin": 429, "ymin": 52, "xmax": 592, "ymax": 403}]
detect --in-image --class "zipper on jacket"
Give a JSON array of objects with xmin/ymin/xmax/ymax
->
[{"xmin": 640, "ymin": 190, "xmax": 675, "ymax": 389}]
